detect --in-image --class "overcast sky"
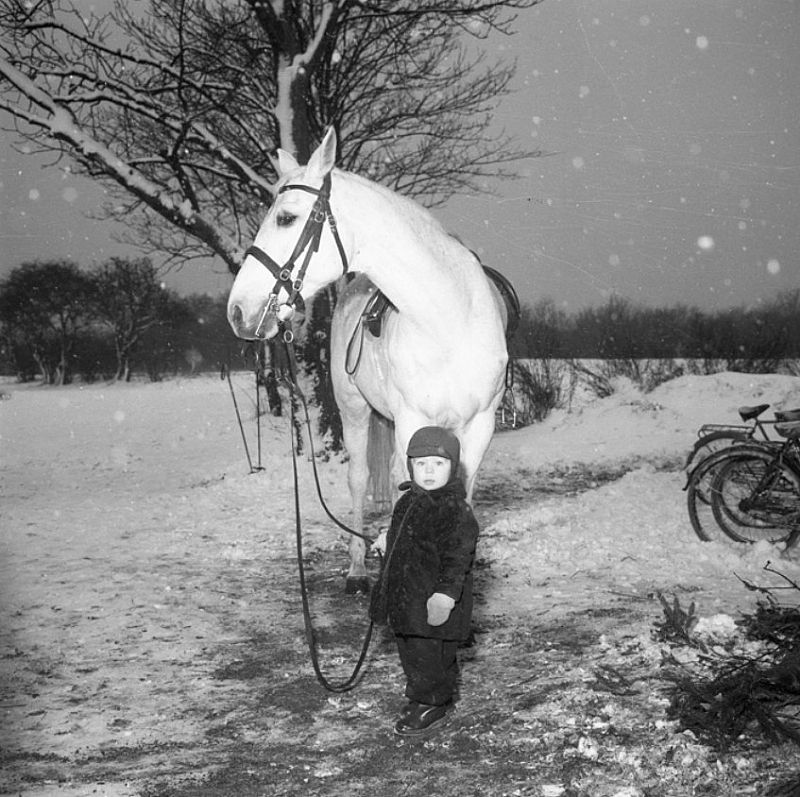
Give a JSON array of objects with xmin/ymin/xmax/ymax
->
[{"xmin": 1, "ymin": 0, "xmax": 798, "ymax": 312}]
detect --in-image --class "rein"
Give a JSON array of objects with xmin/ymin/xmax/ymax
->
[
  {"xmin": 281, "ymin": 332, "xmax": 376, "ymax": 692},
  {"xmin": 281, "ymin": 338, "xmax": 373, "ymax": 545},
  {"xmin": 222, "ymin": 334, "xmax": 377, "ymax": 692}
]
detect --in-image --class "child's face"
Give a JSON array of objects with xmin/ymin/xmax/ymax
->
[{"xmin": 410, "ymin": 455, "xmax": 451, "ymax": 491}]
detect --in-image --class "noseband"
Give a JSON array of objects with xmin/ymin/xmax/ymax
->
[{"xmin": 242, "ymin": 172, "xmax": 349, "ymax": 339}]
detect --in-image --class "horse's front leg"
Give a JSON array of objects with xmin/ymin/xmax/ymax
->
[
  {"xmin": 347, "ymin": 540, "xmax": 368, "ymax": 594},
  {"xmin": 342, "ymin": 409, "xmax": 372, "ymax": 595},
  {"xmin": 461, "ymin": 408, "xmax": 500, "ymax": 504},
  {"xmin": 345, "ymin": 485, "xmax": 370, "ymax": 594}
]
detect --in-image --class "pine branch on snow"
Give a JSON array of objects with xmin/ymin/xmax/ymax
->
[{"xmin": 658, "ymin": 574, "xmax": 800, "ymax": 751}]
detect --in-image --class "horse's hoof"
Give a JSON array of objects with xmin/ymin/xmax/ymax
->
[{"xmin": 345, "ymin": 576, "xmax": 371, "ymax": 595}]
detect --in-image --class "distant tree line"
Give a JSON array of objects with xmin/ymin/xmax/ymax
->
[
  {"xmin": 511, "ymin": 292, "xmax": 800, "ymax": 373},
  {"xmin": 2, "ymin": 258, "xmax": 797, "ymax": 386},
  {"xmin": 0, "ymin": 258, "xmax": 242, "ymax": 385}
]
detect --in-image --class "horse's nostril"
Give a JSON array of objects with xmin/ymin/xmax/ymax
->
[{"xmin": 230, "ymin": 304, "xmax": 243, "ymax": 328}]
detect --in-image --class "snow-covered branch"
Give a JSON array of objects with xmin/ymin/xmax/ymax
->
[
  {"xmin": 2, "ymin": 0, "xmax": 545, "ymax": 264},
  {"xmin": 0, "ymin": 56, "xmax": 243, "ymax": 269}
]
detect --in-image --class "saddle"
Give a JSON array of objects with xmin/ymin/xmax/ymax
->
[
  {"xmin": 775, "ymin": 408, "xmax": 800, "ymax": 438},
  {"xmin": 738, "ymin": 404, "xmax": 770, "ymax": 421},
  {"xmin": 363, "ymin": 264, "xmax": 521, "ymax": 341},
  {"xmin": 363, "ymin": 289, "xmax": 395, "ymax": 337}
]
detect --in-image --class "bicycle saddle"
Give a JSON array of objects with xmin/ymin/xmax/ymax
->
[
  {"xmin": 775, "ymin": 420, "xmax": 800, "ymax": 438},
  {"xmin": 738, "ymin": 403, "xmax": 770, "ymax": 421}
]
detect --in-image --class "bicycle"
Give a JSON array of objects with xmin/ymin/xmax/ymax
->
[
  {"xmin": 684, "ymin": 403, "xmax": 779, "ymax": 507},
  {"xmin": 686, "ymin": 409, "xmax": 800, "ymax": 545},
  {"xmin": 684, "ymin": 403, "xmax": 776, "ymax": 471}
]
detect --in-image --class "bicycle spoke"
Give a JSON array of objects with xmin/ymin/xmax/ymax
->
[{"xmin": 711, "ymin": 453, "xmax": 798, "ymax": 544}]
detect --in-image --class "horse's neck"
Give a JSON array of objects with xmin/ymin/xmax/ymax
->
[{"xmin": 335, "ymin": 174, "xmax": 493, "ymax": 336}]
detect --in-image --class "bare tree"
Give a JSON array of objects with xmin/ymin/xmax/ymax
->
[
  {"xmin": 0, "ymin": 0, "xmax": 544, "ymax": 273},
  {"xmin": 91, "ymin": 257, "xmax": 170, "ymax": 381},
  {"xmin": 0, "ymin": 260, "xmax": 96, "ymax": 384}
]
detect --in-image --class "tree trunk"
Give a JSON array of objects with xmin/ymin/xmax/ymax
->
[{"xmin": 32, "ymin": 352, "xmax": 50, "ymax": 385}]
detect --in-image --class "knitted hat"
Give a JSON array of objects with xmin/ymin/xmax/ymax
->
[{"xmin": 406, "ymin": 426, "xmax": 460, "ymax": 469}]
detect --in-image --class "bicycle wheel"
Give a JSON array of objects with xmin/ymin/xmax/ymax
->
[
  {"xmin": 685, "ymin": 444, "xmax": 776, "ymax": 542},
  {"xmin": 685, "ymin": 430, "xmax": 750, "ymax": 471},
  {"xmin": 684, "ymin": 431, "xmax": 750, "ymax": 506},
  {"xmin": 710, "ymin": 449, "xmax": 799, "ymax": 544}
]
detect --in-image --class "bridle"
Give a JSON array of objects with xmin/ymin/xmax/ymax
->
[{"xmin": 242, "ymin": 172, "xmax": 349, "ymax": 341}]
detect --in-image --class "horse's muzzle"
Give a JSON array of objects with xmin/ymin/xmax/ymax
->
[{"xmin": 227, "ymin": 302, "xmax": 280, "ymax": 340}]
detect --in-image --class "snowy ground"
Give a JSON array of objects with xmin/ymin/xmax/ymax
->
[
  {"xmin": 1, "ymin": 369, "xmax": 800, "ymax": 796},
  {"xmin": 484, "ymin": 371, "xmax": 800, "ymax": 616}
]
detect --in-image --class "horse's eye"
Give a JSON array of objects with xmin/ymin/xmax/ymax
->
[{"xmin": 276, "ymin": 212, "xmax": 297, "ymax": 228}]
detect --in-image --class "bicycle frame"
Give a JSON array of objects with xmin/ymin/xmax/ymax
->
[
  {"xmin": 684, "ymin": 404, "xmax": 780, "ymax": 476},
  {"xmin": 734, "ymin": 439, "xmax": 800, "ymax": 506}
]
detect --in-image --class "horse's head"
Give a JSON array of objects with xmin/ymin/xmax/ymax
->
[{"xmin": 227, "ymin": 128, "xmax": 347, "ymax": 340}]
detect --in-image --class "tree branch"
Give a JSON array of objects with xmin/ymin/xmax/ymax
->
[{"xmin": 0, "ymin": 56, "xmax": 242, "ymax": 270}]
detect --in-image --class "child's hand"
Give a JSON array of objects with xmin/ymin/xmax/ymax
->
[
  {"xmin": 372, "ymin": 528, "xmax": 388, "ymax": 555},
  {"xmin": 426, "ymin": 593, "xmax": 455, "ymax": 626}
]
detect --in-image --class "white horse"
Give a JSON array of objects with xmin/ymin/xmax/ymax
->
[{"xmin": 227, "ymin": 128, "xmax": 511, "ymax": 593}]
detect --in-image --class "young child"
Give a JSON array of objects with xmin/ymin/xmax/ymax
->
[{"xmin": 370, "ymin": 426, "xmax": 480, "ymax": 736}]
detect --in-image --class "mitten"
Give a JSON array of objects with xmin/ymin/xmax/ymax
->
[
  {"xmin": 426, "ymin": 592, "xmax": 456, "ymax": 626},
  {"xmin": 372, "ymin": 528, "xmax": 388, "ymax": 556}
]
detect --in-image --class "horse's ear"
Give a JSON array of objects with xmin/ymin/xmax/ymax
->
[
  {"xmin": 277, "ymin": 148, "xmax": 300, "ymax": 177},
  {"xmin": 305, "ymin": 127, "xmax": 337, "ymax": 181}
]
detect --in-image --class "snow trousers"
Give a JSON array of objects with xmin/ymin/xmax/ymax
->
[{"xmin": 395, "ymin": 634, "xmax": 460, "ymax": 706}]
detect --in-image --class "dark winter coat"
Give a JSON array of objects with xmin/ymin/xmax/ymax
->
[{"xmin": 370, "ymin": 478, "xmax": 479, "ymax": 641}]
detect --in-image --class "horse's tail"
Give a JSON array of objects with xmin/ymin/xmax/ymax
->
[{"xmin": 366, "ymin": 410, "xmax": 394, "ymax": 512}]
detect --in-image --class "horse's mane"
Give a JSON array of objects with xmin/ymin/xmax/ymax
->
[{"xmin": 334, "ymin": 168, "xmax": 471, "ymax": 266}]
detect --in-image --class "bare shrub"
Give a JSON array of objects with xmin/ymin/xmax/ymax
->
[
  {"xmin": 568, "ymin": 358, "xmax": 688, "ymax": 397},
  {"xmin": 782, "ymin": 360, "xmax": 800, "ymax": 377},
  {"xmin": 684, "ymin": 358, "xmax": 800, "ymax": 377},
  {"xmin": 497, "ymin": 359, "xmax": 575, "ymax": 428}
]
